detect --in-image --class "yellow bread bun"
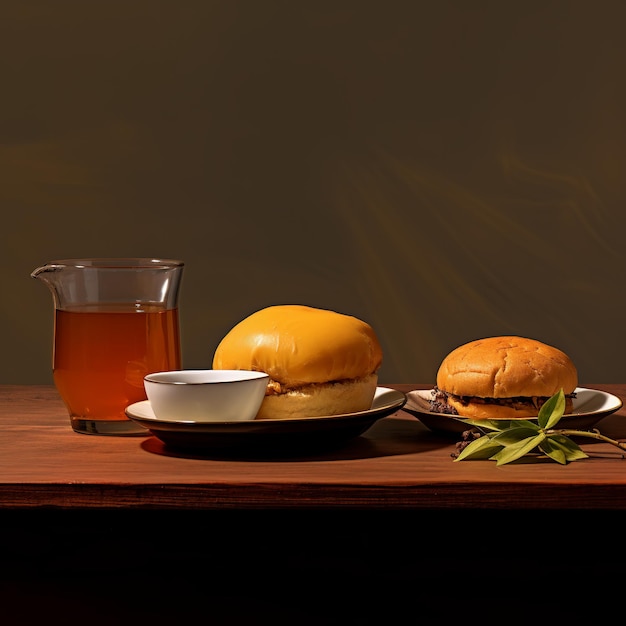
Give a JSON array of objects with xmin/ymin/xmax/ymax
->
[
  {"xmin": 435, "ymin": 335, "xmax": 578, "ymax": 419},
  {"xmin": 212, "ymin": 305, "xmax": 383, "ymax": 419}
]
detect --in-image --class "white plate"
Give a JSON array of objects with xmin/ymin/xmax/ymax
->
[
  {"xmin": 403, "ymin": 387, "xmax": 623, "ymax": 435},
  {"xmin": 125, "ymin": 386, "xmax": 406, "ymax": 452}
]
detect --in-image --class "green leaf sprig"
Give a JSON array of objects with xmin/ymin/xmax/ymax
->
[{"xmin": 453, "ymin": 389, "xmax": 626, "ymax": 466}]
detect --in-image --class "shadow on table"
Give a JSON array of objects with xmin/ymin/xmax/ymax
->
[{"xmin": 137, "ymin": 414, "xmax": 453, "ymax": 461}]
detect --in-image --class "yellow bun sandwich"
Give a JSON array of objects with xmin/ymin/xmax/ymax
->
[
  {"xmin": 212, "ymin": 304, "xmax": 383, "ymax": 420},
  {"xmin": 430, "ymin": 335, "xmax": 578, "ymax": 419}
]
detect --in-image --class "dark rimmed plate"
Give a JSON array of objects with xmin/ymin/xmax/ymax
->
[
  {"xmin": 403, "ymin": 387, "xmax": 623, "ymax": 435},
  {"xmin": 125, "ymin": 386, "xmax": 406, "ymax": 452}
]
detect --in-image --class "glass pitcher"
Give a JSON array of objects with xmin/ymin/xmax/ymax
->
[{"xmin": 31, "ymin": 258, "xmax": 184, "ymax": 435}]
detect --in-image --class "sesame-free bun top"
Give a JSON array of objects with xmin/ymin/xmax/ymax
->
[
  {"xmin": 436, "ymin": 335, "xmax": 578, "ymax": 399},
  {"xmin": 212, "ymin": 304, "xmax": 383, "ymax": 388}
]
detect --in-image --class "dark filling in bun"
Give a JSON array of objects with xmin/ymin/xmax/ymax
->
[{"xmin": 429, "ymin": 386, "xmax": 577, "ymax": 416}]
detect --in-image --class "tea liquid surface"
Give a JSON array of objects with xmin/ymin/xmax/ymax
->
[{"xmin": 53, "ymin": 304, "xmax": 181, "ymax": 421}]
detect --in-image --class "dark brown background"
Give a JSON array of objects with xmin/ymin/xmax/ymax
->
[{"xmin": 4, "ymin": 0, "xmax": 626, "ymax": 385}]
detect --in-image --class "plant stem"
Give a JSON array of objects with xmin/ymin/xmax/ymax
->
[{"xmin": 548, "ymin": 428, "xmax": 626, "ymax": 454}]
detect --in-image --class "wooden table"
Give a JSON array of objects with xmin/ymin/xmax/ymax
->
[
  {"xmin": 1, "ymin": 384, "xmax": 624, "ymax": 624},
  {"xmin": 1, "ymin": 384, "xmax": 625, "ymax": 511}
]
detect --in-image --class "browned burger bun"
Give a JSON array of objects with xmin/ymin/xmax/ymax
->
[
  {"xmin": 431, "ymin": 336, "xmax": 578, "ymax": 419},
  {"xmin": 212, "ymin": 304, "xmax": 383, "ymax": 420}
]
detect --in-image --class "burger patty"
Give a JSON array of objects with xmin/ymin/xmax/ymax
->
[{"xmin": 429, "ymin": 386, "xmax": 577, "ymax": 415}]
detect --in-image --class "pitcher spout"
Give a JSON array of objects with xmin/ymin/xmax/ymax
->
[
  {"xmin": 31, "ymin": 263, "xmax": 66, "ymax": 305},
  {"xmin": 31, "ymin": 263, "xmax": 63, "ymax": 282}
]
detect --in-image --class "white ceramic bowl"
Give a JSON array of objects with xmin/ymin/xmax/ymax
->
[{"xmin": 143, "ymin": 369, "xmax": 269, "ymax": 422}]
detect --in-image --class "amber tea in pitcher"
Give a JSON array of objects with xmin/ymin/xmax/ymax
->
[
  {"xmin": 54, "ymin": 304, "xmax": 180, "ymax": 425},
  {"xmin": 32, "ymin": 258, "xmax": 184, "ymax": 435}
]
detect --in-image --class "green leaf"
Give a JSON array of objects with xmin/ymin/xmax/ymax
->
[
  {"xmin": 453, "ymin": 435, "xmax": 504, "ymax": 461},
  {"xmin": 538, "ymin": 389, "xmax": 566, "ymax": 429},
  {"xmin": 456, "ymin": 418, "xmax": 507, "ymax": 432},
  {"xmin": 539, "ymin": 438, "xmax": 567, "ymax": 464},
  {"xmin": 540, "ymin": 434, "xmax": 588, "ymax": 463},
  {"xmin": 508, "ymin": 419, "xmax": 542, "ymax": 430},
  {"xmin": 491, "ymin": 425, "xmax": 540, "ymax": 445},
  {"xmin": 458, "ymin": 418, "xmax": 538, "ymax": 433},
  {"xmin": 492, "ymin": 433, "xmax": 546, "ymax": 466}
]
